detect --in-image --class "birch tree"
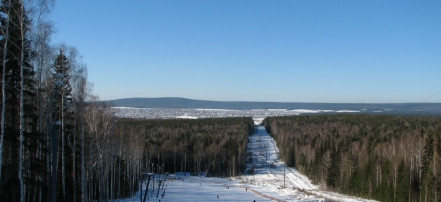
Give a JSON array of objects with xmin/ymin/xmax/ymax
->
[
  {"xmin": 0, "ymin": 0, "xmax": 11, "ymax": 184},
  {"xmin": 25, "ymin": 2, "xmax": 55, "ymax": 201},
  {"xmin": 70, "ymin": 51, "xmax": 88, "ymax": 202},
  {"xmin": 18, "ymin": 0, "xmax": 25, "ymax": 199},
  {"xmin": 0, "ymin": 1, "xmax": 99, "ymax": 201},
  {"xmin": 0, "ymin": 0, "xmax": 35, "ymax": 201}
]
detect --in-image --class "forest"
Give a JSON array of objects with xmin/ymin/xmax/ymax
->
[
  {"xmin": 263, "ymin": 114, "xmax": 441, "ymax": 202},
  {"xmin": 0, "ymin": 0, "xmax": 129, "ymax": 201},
  {"xmin": 115, "ymin": 117, "xmax": 254, "ymax": 177},
  {"xmin": 75, "ymin": 114, "xmax": 253, "ymax": 201}
]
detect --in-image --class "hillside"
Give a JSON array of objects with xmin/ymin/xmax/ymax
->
[{"xmin": 105, "ymin": 97, "xmax": 441, "ymax": 115}]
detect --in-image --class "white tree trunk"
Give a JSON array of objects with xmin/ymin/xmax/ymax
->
[
  {"xmin": 393, "ymin": 164, "xmax": 397, "ymax": 201},
  {"xmin": 71, "ymin": 110, "xmax": 77, "ymax": 202},
  {"xmin": 81, "ymin": 117, "xmax": 85, "ymax": 202},
  {"xmin": 0, "ymin": 0, "xmax": 11, "ymax": 184},
  {"xmin": 434, "ymin": 149, "xmax": 437, "ymax": 202},
  {"xmin": 19, "ymin": 1, "xmax": 26, "ymax": 201},
  {"xmin": 61, "ymin": 90, "xmax": 65, "ymax": 199}
]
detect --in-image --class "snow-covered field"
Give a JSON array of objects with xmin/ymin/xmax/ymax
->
[
  {"xmin": 112, "ymin": 107, "xmax": 363, "ymax": 124},
  {"xmin": 120, "ymin": 176, "xmax": 272, "ymax": 201},
  {"xmin": 122, "ymin": 126, "xmax": 376, "ymax": 202}
]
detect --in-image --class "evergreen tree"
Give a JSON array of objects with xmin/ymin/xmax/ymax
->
[
  {"xmin": 327, "ymin": 144, "xmax": 341, "ymax": 189},
  {"xmin": 422, "ymin": 133, "xmax": 433, "ymax": 181},
  {"xmin": 287, "ymin": 145, "xmax": 296, "ymax": 168},
  {"xmin": 0, "ymin": 0, "xmax": 11, "ymax": 185},
  {"xmin": 52, "ymin": 49, "xmax": 73, "ymax": 200}
]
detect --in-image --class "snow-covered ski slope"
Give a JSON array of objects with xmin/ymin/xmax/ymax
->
[
  {"xmin": 122, "ymin": 125, "xmax": 377, "ymax": 202},
  {"xmin": 240, "ymin": 125, "xmax": 377, "ymax": 202}
]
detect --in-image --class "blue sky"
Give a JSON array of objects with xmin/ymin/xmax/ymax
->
[{"xmin": 50, "ymin": 1, "xmax": 441, "ymax": 103}]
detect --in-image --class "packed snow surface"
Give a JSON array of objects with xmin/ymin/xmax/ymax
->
[
  {"xmin": 120, "ymin": 176, "xmax": 272, "ymax": 201},
  {"xmin": 122, "ymin": 126, "xmax": 376, "ymax": 202}
]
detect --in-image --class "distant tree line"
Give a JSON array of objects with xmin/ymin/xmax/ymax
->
[{"xmin": 263, "ymin": 114, "xmax": 441, "ymax": 202}]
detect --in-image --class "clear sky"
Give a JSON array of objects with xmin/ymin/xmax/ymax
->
[{"xmin": 49, "ymin": 0, "xmax": 441, "ymax": 103}]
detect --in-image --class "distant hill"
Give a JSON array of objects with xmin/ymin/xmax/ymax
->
[{"xmin": 103, "ymin": 97, "xmax": 441, "ymax": 115}]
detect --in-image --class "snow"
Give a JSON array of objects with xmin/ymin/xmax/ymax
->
[
  {"xmin": 267, "ymin": 109, "xmax": 288, "ymax": 111},
  {"xmin": 176, "ymin": 115, "xmax": 198, "ymax": 119},
  {"xmin": 241, "ymin": 126, "xmax": 323, "ymax": 201},
  {"xmin": 120, "ymin": 177, "xmax": 272, "ymax": 202},
  {"xmin": 121, "ymin": 125, "xmax": 376, "ymax": 202},
  {"xmin": 252, "ymin": 117, "xmax": 265, "ymax": 125},
  {"xmin": 335, "ymin": 110, "xmax": 360, "ymax": 113},
  {"xmin": 112, "ymin": 107, "xmax": 365, "ymax": 124},
  {"xmin": 196, "ymin": 108, "xmax": 239, "ymax": 112},
  {"xmin": 289, "ymin": 109, "xmax": 320, "ymax": 114}
]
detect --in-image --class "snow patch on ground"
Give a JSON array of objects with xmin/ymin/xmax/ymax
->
[
  {"xmin": 252, "ymin": 117, "xmax": 265, "ymax": 125},
  {"xmin": 112, "ymin": 107, "xmax": 363, "ymax": 121},
  {"xmin": 120, "ymin": 177, "xmax": 272, "ymax": 201},
  {"xmin": 335, "ymin": 110, "xmax": 360, "ymax": 113},
  {"xmin": 176, "ymin": 115, "xmax": 198, "ymax": 119},
  {"xmin": 289, "ymin": 109, "xmax": 320, "ymax": 113}
]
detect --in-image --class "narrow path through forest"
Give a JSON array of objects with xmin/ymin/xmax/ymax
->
[{"xmin": 240, "ymin": 125, "xmax": 377, "ymax": 202}]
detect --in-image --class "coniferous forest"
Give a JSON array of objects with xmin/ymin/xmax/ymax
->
[{"xmin": 263, "ymin": 114, "xmax": 441, "ymax": 202}]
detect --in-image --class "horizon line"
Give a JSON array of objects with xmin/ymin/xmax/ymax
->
[{"xmin": 102, "ymin": 97, "xmax": 441, "ymax": 105}]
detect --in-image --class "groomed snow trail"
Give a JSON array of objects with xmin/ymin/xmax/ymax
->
[
  {"xmin": 240, "ymin": 125, "xmax": 377, "ymax": 202},
  {"xmin": 120, "ymin": 176, "xmax": 273, "ymax": 201}
]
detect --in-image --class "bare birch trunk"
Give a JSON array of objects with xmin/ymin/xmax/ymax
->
[
  {"xmin": 434, "ymin": 150, "xmax": 437, "ymax": 202},
  {"xmin": 61, "ymin": 92, "xmax": 65, "ymax": 200},
  {"xmin": 0, "ymin": 0, "xmax": 11, "ymax": 184},
  {"xmin": 393, "ymin": 164, "xmax": 397, "ymax": 201},
  {"xmin": 71, "ymin": 112, "xmax": 77, "ymax": 202},
  {"xmin": 18, "ymin": 1, "xmax": 26, "ymax": 201},
  {"xmin": 81, "ymin": 117, "xmax": 85, "ymax": 202},
  {"xmin": 409, "ymin": 157, "xmax": 413, "ymax": 202}
]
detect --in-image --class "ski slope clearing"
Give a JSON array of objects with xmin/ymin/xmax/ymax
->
[{"xmin": 122, "ymin": 126, "xmax": 376, "ymax": 202}]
